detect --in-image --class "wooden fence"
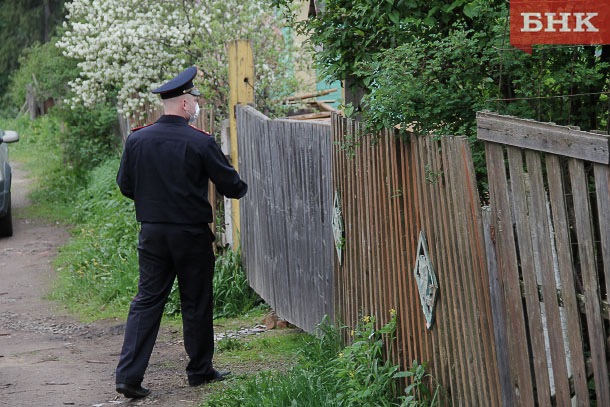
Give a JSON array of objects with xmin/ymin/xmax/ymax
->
[
  {"xmin": 236, "ymin": 105, "xmax": 334, "ymax": 334},
  {"xmin": 331, "ymin": 115, "xmax": 501, "ymax": 406},
  {"xmin": 126, "ymin": 101, "xmax": 216, "ymax": 134},
  {"xmin": 235, "ymin": 104, "xmax": 610, "ymax": 405},
  {"xmin": 479, "ymin": 111, "xmax": 610, "ymax": 406}
]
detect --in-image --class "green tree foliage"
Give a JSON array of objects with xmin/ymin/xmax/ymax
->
[
  {"xmin": 0, "ymin": 0, "xmax": 65, "ymax": 100},
  {"xmin": 7, "ymin": 36, "xmax": 119, "ymax": 179},
  {"xmin": 270, "ymin": 0, "xmax": 610, "ymax": 136},
  {"xmin": 271, "ymin": 0, "xmax": 490, "ymax": 88},
  {"xmin": 7, "ymin": 38, "xmax": 79, "ymax": 113},
  {"xmin": 54, "ymin": 102, "xmax": 121, "ymax": 176}
]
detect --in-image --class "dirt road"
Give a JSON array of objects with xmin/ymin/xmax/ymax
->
[{"xmin": 0, "ymin": 163, "xmax": 221, "ymax": 406}]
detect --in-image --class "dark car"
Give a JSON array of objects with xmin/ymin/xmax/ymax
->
[{"xmin": 0, "ymin": 129, "xmax": 20, "ymax": 237}]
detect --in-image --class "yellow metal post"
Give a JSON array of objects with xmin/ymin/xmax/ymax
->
[{"xmin": 228, "ymin": 40, "xmax": 254, "ymax": 246}]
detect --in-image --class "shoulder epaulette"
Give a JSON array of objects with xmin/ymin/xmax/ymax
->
[
  {"xmin": 189, "ymin": 125, "xmax": 212, "ymax": 136},
  {"xmin": 130, "ymin": 123, "xmax": 153, "ymax": 133}
]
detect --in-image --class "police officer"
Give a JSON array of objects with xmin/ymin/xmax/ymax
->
[{"xmin": 114, "ymin": 66, "xmax": 247, "ymax": 399}]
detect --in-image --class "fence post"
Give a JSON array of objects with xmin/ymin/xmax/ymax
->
[{"xmin": 228, "ymin": 39, "xmax": 254, "ymax": 247}]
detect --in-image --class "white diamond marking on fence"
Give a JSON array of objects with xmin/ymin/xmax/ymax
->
[{"xmin": 414, "ymin": 231, "xmax": 438, "ymax": 329}]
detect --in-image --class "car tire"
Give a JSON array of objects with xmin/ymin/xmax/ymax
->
[{"xmin": 0, "ymin": 198, "xmax": 13, "ymax": 237}]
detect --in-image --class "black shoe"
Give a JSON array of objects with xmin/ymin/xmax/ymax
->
[
  {"xmin": 188, "ymin": 369, "xmax": 231, "ymax": 387},
  {"xmin": 116, "ymin": 383, "xmax": 151, "ymax": 398}
]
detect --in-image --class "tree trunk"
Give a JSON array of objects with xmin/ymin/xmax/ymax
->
[
  {"xmin": 343, "ymin": 75, "xmax": 365, "ymax": 117},
  {"xmin": 43, "ymin": 0, "xmax": 51, "ymax": 42}
]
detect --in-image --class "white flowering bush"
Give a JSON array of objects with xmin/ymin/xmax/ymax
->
[{"xmin": 57, "ymin": 0, "xmax": 304, "ymax": 118}]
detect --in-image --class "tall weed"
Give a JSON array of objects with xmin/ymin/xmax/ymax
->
[
  {"xmin": 51, "ymin": 158, "xmax": 140, "ymax": 317},
  {"xmin": 213, "ymin": 248, "xmax": 261, "ymax": 318},
  {"xmin": 205, "ymin": 312, "xmax": 438, "ymax": 406}
]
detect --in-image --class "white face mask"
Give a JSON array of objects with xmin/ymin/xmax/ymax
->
[{"xmin": 187, "ymin": 100, "xmax": 200, "ymax": 124}]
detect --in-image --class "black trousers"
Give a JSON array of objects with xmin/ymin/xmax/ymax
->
[{"xmin": 115, "ymin": 222, "xmax": 216, "ymax": 385}]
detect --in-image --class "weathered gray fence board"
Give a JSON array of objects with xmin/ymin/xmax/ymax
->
[
  {"xmin": 569, "ymin": 159, "xmax": 610, "ymax": 405},
  {"xmin": 527, "ymin": 150, "xmax": 571, "ymax": 404},
  {"xmin": 595, "ymin": 164, "xmax": 610, "ymax": 311},
  {"xmin": 477, "ymin": 111, "xmax": 610, "ymax": 164},
  {"xmin": 479, "ymin": 113, "xmax": 610, "ymax": 405},
  {"xmin": 546, "ymin": 155, "xmax": 589, "ymax": 405},
  {"xmin": 507, "ymin": 146, "xmax": 552, "ymax": 406},
  {"xmin": 485, "ymin": 142, "xmax": 536, "ymax": 406},
  {"xmin": 236, "ymin": 105, "xmax": 333, "ymax": 334},
  {"xmin": 483, "ymin": 207, "xmax": 515, "ymax": 407}
]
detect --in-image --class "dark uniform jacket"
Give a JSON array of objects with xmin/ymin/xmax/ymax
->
[{"xmin": 117, "ymin": 115, "xmax": 247, "ymax": 224}]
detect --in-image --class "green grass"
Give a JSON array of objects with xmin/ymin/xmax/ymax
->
[
  {"xmin": 217, "ymin": 328, "xmax": 306, "ymax": 363},
  {"xmin": 202, "ymin": 314, "xmax": 438, "ymax": 407},
  {"xmin": 1, "ymin": 114, "xmax": 78, "ymax": 221}
]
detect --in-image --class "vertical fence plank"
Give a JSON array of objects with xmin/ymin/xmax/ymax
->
[
  {"xmin": 595, "ymin": 164, "xmax": 610, "ymax": 309},
  {"xmin": 386, "ymin": 130, "xmax": 403, "ymax": 366},
  {"xmin": 485, "ymin": 142, "xmax": 536, "ymax": 406},
  {"xmin": 429, "ymin": 137, "xmax": 461, "ymax": 401},
  {"xmin": 412, "ymin": 136, "xmax": 428, "ymax": 366},
  {"xmin": 442, "ymin": 138, "xmax": 472, "ymax": 403},
  {"xmin": 409, "ymin": 134, "xmax": 422, "ymax": 366},
  {"xmin": 396, "ymin": 136, "xmax": 413, "ymax": 375},
  {"xmin": 348, "ymin": 118, "xmax": 358, "ymax": 327},
  {"xmin": 456, "ymin": 137, "xmax": 499, "ymax": 405},
  {"xmin": 461, "ymin": 138, "xmax": 502, "ymax": 405},
  {"xmin": 569, "ymin": 159, "xmax": 610, "ymax": 406},
  {"xmin": 507, "ymin": 147, "xmax": 552, "ymax": 406},
  {"xmin": 446, "ymin": 137, "xmax": 481, "ymax": 405},
  {"xmin": 482, "ymin": 206, "xmax": 515, "ymax": 407},
  {"xmin": 526, "ymin": 151, "xmax": 571, "ymax": 403},
  {"xmin": 363, "ymin": 128, "xmax": 375, "ymax": 319},
  {"xmin": 342, "ymin": 116, "xmax": 355, "ymax": 327},
  {"xmin": 546, "ymin": 155, "xmax": 589, "ymax": 406},
  {"xmin": 332, "ymin": 114, "xmax": 346, "ymax": 326}
]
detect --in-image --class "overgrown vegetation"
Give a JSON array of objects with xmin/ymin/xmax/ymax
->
[
  {"xmin": 0, "ymin": 0, "xmax": 66, "ymax": 108},
  {"xmin": 270, "ymin": 0, "xmax": 610, "ymax": 137},
  {"xmin": 7, "ymin": 37, "xmax": 79, "ymax": 113},
  {"xmin": 205, "ymin": 313, "xmax": 439, "ymax": 407}
]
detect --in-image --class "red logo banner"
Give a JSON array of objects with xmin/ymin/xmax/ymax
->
[{"xmin": 510, "ymin": 1, "xmax": 610, "ymax": 53}]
